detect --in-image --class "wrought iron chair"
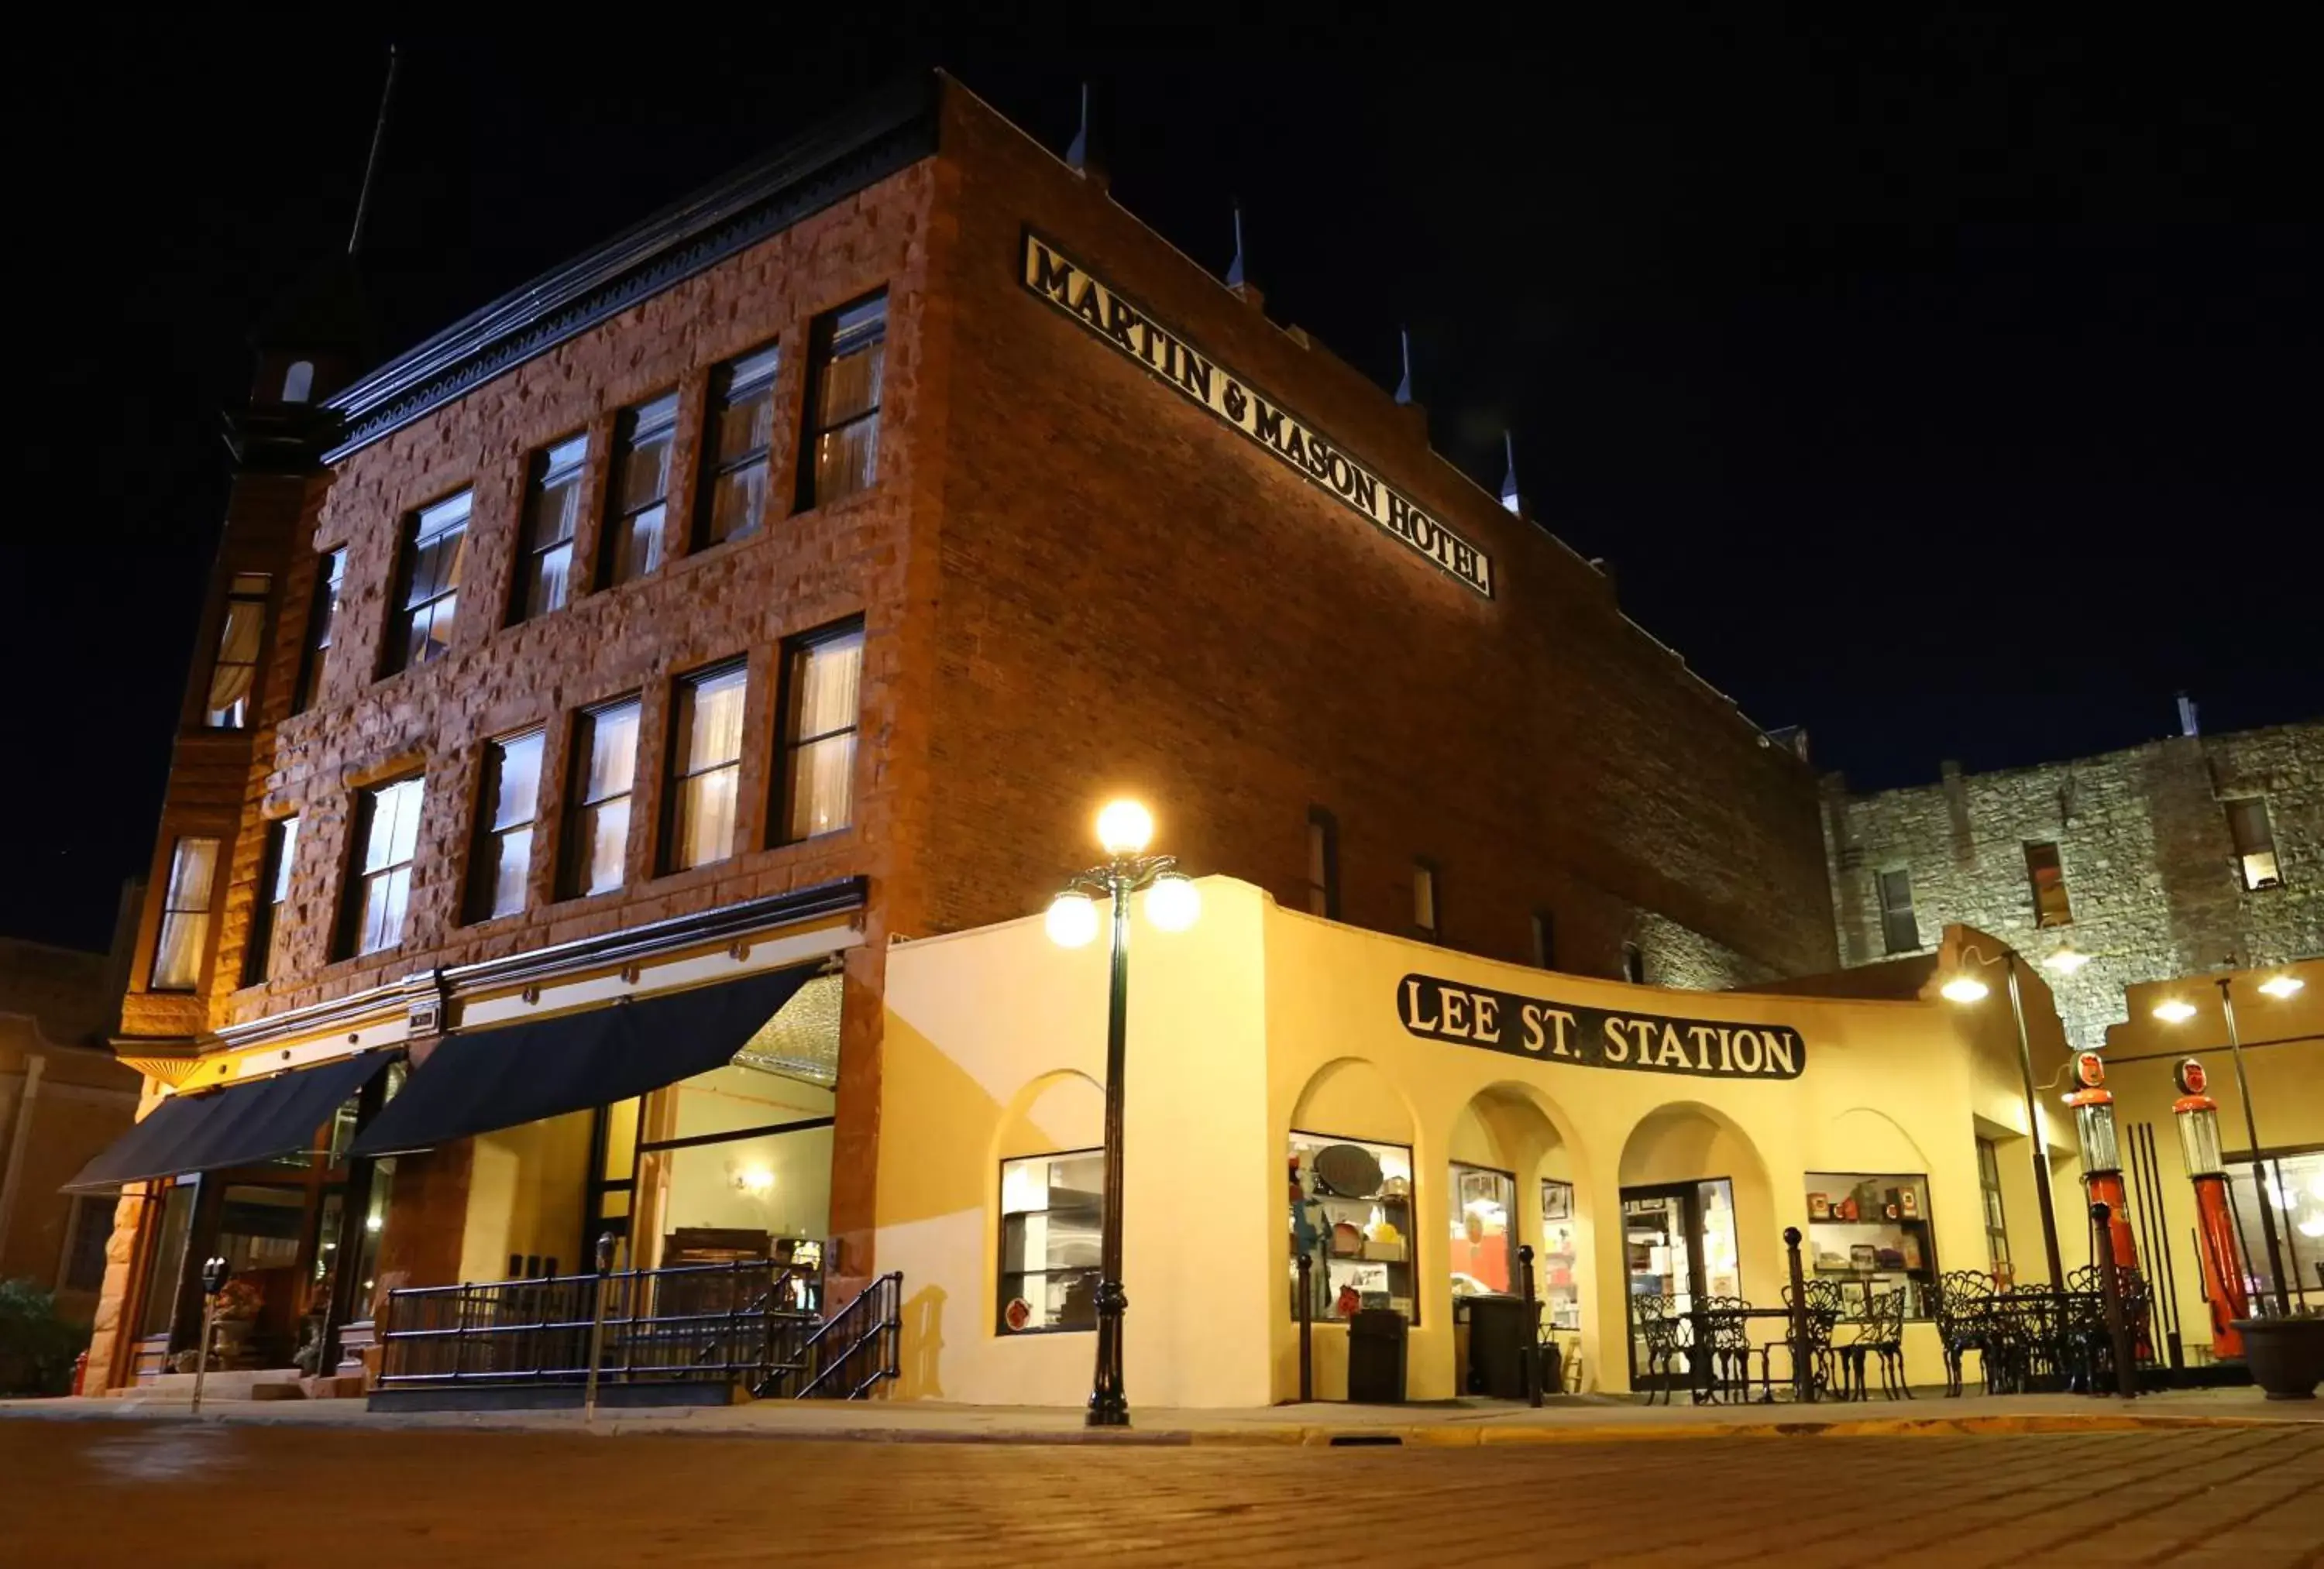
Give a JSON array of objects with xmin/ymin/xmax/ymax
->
[
  {"xmin": 1862, "ymin": 1288, "xmax": 1911, "ymax": 1399},
  {"xmin": 1934, "ymin": 1269, "xmax": 1998, "ymax": 1396},
  {"xmin": 1760, "ymin": 1279, "xmax": 1842, "ymax": 1400},
  {"xmin": 1697, "ymin": 1296, "xmax": 1755, "ymax": 1404},
  {"xmin": 1633, "ymin": 1293, "xmax": 1683, "ymax": 1405}
]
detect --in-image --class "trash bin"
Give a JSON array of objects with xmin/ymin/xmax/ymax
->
[
  {"xmin": 1463, "ymin": 1293, "xmax": 1531, "ymax": 1399},
  {"xmin": 1346, "ymin": 1308, "xmax": 1408, "ymax": 1403}
]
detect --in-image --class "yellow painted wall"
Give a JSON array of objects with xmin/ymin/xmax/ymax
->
[
  {"xmin": 880, "ymin": 877, "xmax": 2061, "ymax": 1406},
  {"xmin": 458, "ymin": 1109, "xmax": 593, "ymax": 1282}
]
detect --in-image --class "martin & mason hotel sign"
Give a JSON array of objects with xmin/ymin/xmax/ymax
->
[
  {"xmin": 1398, "ymin": 973, "xmax": 1807, "ymax": 1081},
  {"xmin": 1021, "ymin": 231, "xmax": 1496, "ymax": 599}
]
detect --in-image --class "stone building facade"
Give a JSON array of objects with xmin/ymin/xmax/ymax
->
[
  {"xmin": 1823, "ymin": 720, "xmax": 2323, "ymax": 1049},
  {"xmin": 82, "ymin": 75, "xmax": 1838, "ymax": 1388}
]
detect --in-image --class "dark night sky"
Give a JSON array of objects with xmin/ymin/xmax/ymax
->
[{"xmin": 7, "ymin": 14, "xmax": 2318, "ymax": 953}]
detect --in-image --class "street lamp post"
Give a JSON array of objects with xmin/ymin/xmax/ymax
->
[
  {"xmin": 1045, "ymin": 799, "xmax": 1200, "ymax": 1429},
  {"xmin": 1941, "ymin": 945, "xmax": 2067, "ymax": 1289},
  {"xmin": 2157, "ymin": 975, "xmax": 2300, "ymax": 1315}
]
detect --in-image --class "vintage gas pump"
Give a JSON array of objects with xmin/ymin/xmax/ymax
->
[
  {"xmin": 2170, "ymin": 1056, "xmax": 2249, "ymax": 1360},
  {"xmin": 2067, "ymin": 1050, "xmax": 2141, "ymax": 1277}
]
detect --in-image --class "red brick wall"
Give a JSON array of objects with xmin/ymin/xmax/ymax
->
[{"xmin": 915, "ymin": 87, "xmax": 1837, "ymax": 980}]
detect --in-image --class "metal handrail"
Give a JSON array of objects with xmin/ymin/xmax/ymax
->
[{"xmin": 759, "ymin": 1271, "xmax": 902, "ymax": 1399}]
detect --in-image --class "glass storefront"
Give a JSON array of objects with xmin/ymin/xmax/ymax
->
[
  {"xmin": 2228, "ymin": 1148, "xmax": 2323, "ymax": 1311},
  {"xmin": 1804, "ymin": 1170, "xmax": 1936, "ymax": 1318},
  {"xmin": 997, "ymin": 1149, "xmax": 1102, "ymax": 1333},
  {"xmin": 1447, "ymin": 1163, "xmax": 1517, "ymax": 1297},
  {"xmin": 1622, "ymin": 1177, "xmax": 1737, "ymax": 1388},
  {"xmin": 1290, "ymin": 1131, "xmax": 1416, "ymax": 1324}
]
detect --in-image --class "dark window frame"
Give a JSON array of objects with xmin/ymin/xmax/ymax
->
[
  {"xmin": 151, "ymin": 836, "xmax": 222, "ymax": 993},
  {"xmin": 599, "ymin": 393, "xmax": 679, "ymax": 589},
  {"xmin": 2224, "ymin": 797, "xmax": 2284, "ymax": 891},
  {"xmin": 662, "ymin": 658, "xmax": 750, "ymax": 874},
  {"xmin": 1305, "ymin": 807, "xmax": 1340, "ymax": 918},
  {"xmin": 995, "ymin": 1146, "xmax": 1106, "ymax": 1337},
  {"xmin": 382, "ymin": 491, "xmax": 472, "ymax": 678},
  {"xmin": 2023, "ymin": 841, "xmax": 2073, "ymax": 928},
  {"xmin": 1876, "ymin": 867, "xmax": 1920, "ymax": 955},
  {"xmin": 294, "ymin": 547, "xmax": 347, "ymax": 716},
  {"xmin": 772, "ymin": 619, "xmax": 865, "ymax": 846},
  {"xmin": 466, "ymin": 730, "xmax": 546, "ymax": 925},
  {"xmin": 1621, "ymin": 942, "xmax": 1646, "ymax": 985},
  {"xmin": 202, "ymin": 572, "xmax": 273, "ymax": 730},
  {"xmin": 1412, "ymin": 858, "xmax": 1440, "ymax": 942},
  {"xmin": 694, "ymin": 344, "xmax": 782, "ymax": 549},
  {"xmin": 242, "ymin": 815, "xmax": 301, "ymax": 987},
  {"xmin": 337, "ymin": 775, "xmax": 425, "ymax": 959},
  {"xmin": 1531, "ymin": 910, "xmax": 1556, "ymax": 970},
  {"xmin": 559, "ymin": 695, "xmax": 644, "ymax": 899},
  {"xmin": 796, "ymin": 293, "xmax": 887, "ymax": 512},
  {"xmin": 510, "ymin": 433, "xmax": 590, "ymax": 625}
]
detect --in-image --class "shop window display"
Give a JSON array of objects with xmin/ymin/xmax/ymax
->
[
  {"xmin": 1806, "ymin": 1171, "xmax": 1936, "ymax": 1318},
  {"xmin": 998, "ymin": 1149, "xmax": 1103, "ymax": 1333},
  {"xmin": 1448, "ymin": 1163, "xmax": 1516, "ymax": 1296},
  {"xmin": 1538, "ymin": 1179, "xmax": 1580, "ymax": 1331},
  {"xmin": 2227, "ymin": 1150, "xmax": 2323, "ymax": 1312},
  {"xmin": 1290, "ymin": 1131, "xmax": 1415, "ymax": 1324}
]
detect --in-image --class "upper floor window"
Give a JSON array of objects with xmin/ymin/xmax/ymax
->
[
  {"xmin": 778, "ymin": 624, "xmax": 862, "ymax": 843},
  {"xmin": 2024, "ymin": 841, "xmax": 2072, "ymax": 928},
  {"xmin": 385, "ymin": 492, "xmax": 471, "ymax": 675},
  {"xmin": 151, "ymin": 836, "xmax": 221, "ymax": 991},
  {"xmin": 1621, "ymin": 942, "xmax": 1646, "ymax": 984},
  {"xmin": 697, "ymin": 345, "xmax": 780, "ymax": 548},
  {"xmin": 514, "ymin": 434, "xmax": 589, "ymax": 623},
  {"xmin": 1876, "ymin": 867, "xmax": 1920, "ymax": 955},
  {"xmin": 562, "ymin": 697, "xmax": 641, "ymax": 898},
  {"xmin": 243, "ymin": 816, "xmax": 300, "ymax": 987},
  {"xmin": 1412, "ymin": 860, "xmax": 1439, "ymax": 942},
  {"xmin": 281, "ymin": 360, "xmax": 315, "ymax": 403},
  {"xmin": 204, "ymin": 572, "xmax": 271, "ymax": 729},
  {"xmin": 342, "ymin": 777, "xmax": 425, "ymax": 956},
  {"xmin": 1305, "ymin": 807, "xmax": 1340, "ymax": 918},
  {"xmin": 468, "ymin": 730, "xmax": 545, "ymax": 922},
  {"xmin": 665, "ymin": 661, "xmax": 748, "ymax": 873},
  {"xmin": 2226, "ymin": 798, "xmax": 2283, "ymax": 891},
  {"xmin": 801, "ymin": 295, "xmax": 885, "ymax": 510},
  {"xmin": 603, "ymin": 393, "xmax": 678, "ymax": 587},
  {"xmin": 1531, "ymin": 910, "xmax": 1556, "ymax": 970},
  {"xmin": 295, "ymin": 548, "xmax": 346, "ymax": 715}
]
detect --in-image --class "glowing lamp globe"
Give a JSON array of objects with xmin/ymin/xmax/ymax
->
[
  {"xmin": 1045, "ymin": 891, "xmax": 1099, "ymax": 948},
  {"xmin": 1146, "ymin": 873, "xmax": 1200, "ymax": 932},
  {"xmin": 1095, "ymin": 799, "xmax": 1154, "ymax": 857},
  {"xmin": 1939, "ymin": 975, "xmax": 1989, "ymax": 1004},
  {"xmin": 2151, "ymin": 998, "xmax": 2198, "ymax": 1025}
]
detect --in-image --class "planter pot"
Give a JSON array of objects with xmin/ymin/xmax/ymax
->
[{"xmin": 2230, "ymin": 1317, "xmax": 2324, "ymax": 1400}]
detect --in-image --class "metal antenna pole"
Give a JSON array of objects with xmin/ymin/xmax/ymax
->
[{"xmin": 348, "ymin": 45, "xmax": 402, "ymax": 257}]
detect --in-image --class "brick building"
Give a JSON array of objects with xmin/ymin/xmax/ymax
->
[
  {"xmin": 1822, "ymin": 716, "xmax": 2322, "ymax": 1049},
  {"xmin": 77, "ymin": 74, "xmax": 1840, "ymax": 1392}
]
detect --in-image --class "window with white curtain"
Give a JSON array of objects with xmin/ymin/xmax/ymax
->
[
  {"xmin": 697, "ymin": 345, "xmax": 779, "ymax": 547},
  {"xmin": 779, "ymin": 626, "xmax": 861, "ymax": 843},
  {"xmin": 342, "ymin": 777, "xmax": 424, "ymax": 956},
  {"xmin": 562, "ymin": 697, "xmax": 641, "ymax": 897},
  {"xmin": 204, "ymin": 573, "xmax": 271, "ymax": 728},
  {"xmin": 603, "ymin": 393, "xmax": 678, "ymax": 587},
  {"xmin": 514, "ymin": 434, "xmax": 589, "ymax": 622},
  {"xmin": 386, "ymin": 492, "xmax": 471, "ymax": 675},
  {"xmin": 468, "ymin": 731, "xmax": 544, "ymax": 922},
  {"xmin": 666, "ymin": 661, "xmax": 748, "ymax": 872},
  {"xmin": 151, "ymin": 836, "xmax": 221, "ymax": 990},
  {"xmin": 801, "ymin": 296, "xmax": 885, "ymax": 509}
]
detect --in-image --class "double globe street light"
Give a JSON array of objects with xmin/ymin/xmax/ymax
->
[{"xmin": 1044, "ymin": 799, "xmax": 1199, "ymax": 1428}]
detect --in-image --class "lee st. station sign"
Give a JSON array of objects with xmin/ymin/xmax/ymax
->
[
  {"xmin": 1398, "ymin": 973, "xmax": 1807, "ymax": 1081},
  {"xmin": 1021, "ymin": 232, "xmax": 1496, "ymax": 599}
]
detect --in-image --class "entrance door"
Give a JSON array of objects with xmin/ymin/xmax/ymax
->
[{"xmin": 1621, "ymin": 1178, "xmax": 1740, "ymax": 1390}]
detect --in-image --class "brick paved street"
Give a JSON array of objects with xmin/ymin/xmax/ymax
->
[{"xmin": 3, "ymin": 1419, "xmax": 2318, "ymax": 1567}]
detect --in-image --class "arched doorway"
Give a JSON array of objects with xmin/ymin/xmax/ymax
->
[
  {"xmin": 1617, "ymin": 1102, "xmax": 1775, "ymax": 1393},
  {"xmin": 1447, "ymin": 1082, "xmax": 1588, "ymax": 1396}
]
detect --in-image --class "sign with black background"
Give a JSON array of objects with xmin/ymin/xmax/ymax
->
[
  {"xmin": 1021, "ymin": 230, "xmax": 1496, "ymax": 599},
  {"xmin": 1398, "ymin": 973, "xmax": 1807, "ymax": 1081}
]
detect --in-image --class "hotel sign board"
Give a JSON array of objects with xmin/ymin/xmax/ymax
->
[
  {"xmin": 1020, "ymin": 231, "xmax": 1496, "ymax": 599},
  {"xmin": 1398, "ymin": 973, "xmax": 1807, "ymax": 1081}
]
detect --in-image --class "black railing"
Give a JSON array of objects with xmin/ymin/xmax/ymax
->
[
  {"xmin": 758, "ymin": 1272, "xmax": 902, "ymax": 1399},
  {"xmin": 378, "ymin": 1259, "xmax": 815, "ymax": 1391}
]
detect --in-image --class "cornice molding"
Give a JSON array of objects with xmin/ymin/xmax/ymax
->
[{"xmin": 320, "ymin": 76, "xmax": 938, "ymax": 463}]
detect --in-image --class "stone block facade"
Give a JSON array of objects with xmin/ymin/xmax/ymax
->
[{"xmin": 1824, "ymin": 723, "xmax": 2323, "ymax": 1049}]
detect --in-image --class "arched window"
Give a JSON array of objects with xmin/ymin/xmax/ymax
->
[{"xmin": 282, "ymin": 360, "xmax": 315, "ymax": 403}]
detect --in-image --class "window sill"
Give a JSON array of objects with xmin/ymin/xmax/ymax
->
[{"xmin": 995, "ymin": 1324, "xmax": 1092, "ymax": 1339}]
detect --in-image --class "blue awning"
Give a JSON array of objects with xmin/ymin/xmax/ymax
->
[
  {"xmin": 64, "ymin": 1052, "xmax": 394, "ymax": 1192},
  {"xmin": 350, "ymin": 965, "xmax": 818, "ymax": 1158}
]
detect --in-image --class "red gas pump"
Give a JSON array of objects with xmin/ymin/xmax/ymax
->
[
  {"xmin": 2170, "ymin": 1057, "xmax": 2248, "ymax": 1361},
  {"xmin": 2066, "ymin": 1050, "xmax": 2150, "ymax": 1359}
]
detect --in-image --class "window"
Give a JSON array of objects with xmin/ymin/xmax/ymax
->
[
  {"xmin": 1449, "ymin": 1163, "xmax": 1518, "ymax": 1295},
  {"xmin": 1291, "ymin": 1131, "xmax": 1416, "ymax": 1324},
  {"xmin": 1975, "ymin": 1138, "xmax": 2011, "ymax": 1281},
  {"xmin": 60, "ymin": 1194, "xmax": 114, "ymax": 1293},
  {"xmin": 697, "ymin": 345, "xmax": 780, "ymax": 547},
  {"xmin": 2226, "ymin": 1149, "xmax": 2323, "ymax": 1313},
  {"xmin": 295, "ymin": 548, "xmax": 346, "ymax": 714},
  {"xmin": 513, "ymin": 434, "xmax": 589, "ymax": 622},
  {"xmin": 204, "ymin": 572, "xmax": 270, "ymax": 728},
  {"xmin": 602, "ymin": 393, "xmax": 678, "ymax": 587},
  {"xmin": 777, "ymin": 625, "xmax": 861, "ymax": 843},
  {"xmin": 150, "ymin": 836, "xmax": 220, "ymax": 991},
  {"xmin": 1305, "ymin": 807, "xmax": 1339, "ymax": 918},
  {"xmin": 1531, "ymin": 910, "xmax": 1556, "ymax": 970},
  {"xmin": 243, "ymin": 816, "xmax": 300, "ymax": 986},
  {"xmin": 1805, "ymin": 1171, "xmax": 1937, "ymax": 1317},
  {"xmin": 1412, "ymin": 860, "xmax": 1439, "ymax": 941},
  {"xmin": 2226, "ymin": 798, "xmax": 2283, "ymax": 891},
  {"xmin": 1876, "ymin": 867, "xmax": 1920, "ymax": 954},
  {"xmin": 281, "ymin": 360, "xmax": 315, "ymax": 403},
  {"xmin": 2024, "ymin": 841, "xmax": 2072, "ymax": 927},
  {"xmin": 467, "ymin": 731, "xmax": 544, "ymax": 922},
  {"xmin": 562, "ymin": 697, "xmax": 641, "ymax": 897},
  {"xmin": 998, "ymin": 1149, "xmax": 1102, "ymax": 1334},
  {"xmin": 341, "ymin": 776, "xmax": 424, "ymax": 956},
  {"xmin": 1621, "ymin": 942, "xmax": 1645, "ymax": 984},
  {"xmin": 666, "ymin": 662, "xmax": 748, "ymax": 872},
  {"xmin": 385, "ymin": 492, "xmax": 471, "ymax": 675},
  {"xmin": 800, "ymin": 294, "xmax": 885, "ymax": 509}
]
